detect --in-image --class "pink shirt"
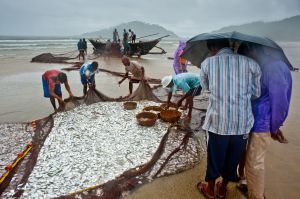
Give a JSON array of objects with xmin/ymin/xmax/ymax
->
[{"xmin": 43, "ymin": 70, "xmax": 60, "ymax": 90}]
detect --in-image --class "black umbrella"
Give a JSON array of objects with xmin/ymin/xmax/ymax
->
[{"xmin": 182, "ymin": 31, "xmax": 294, "ymax": 70}]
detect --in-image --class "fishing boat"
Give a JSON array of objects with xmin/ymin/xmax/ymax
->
[{"xmin": 89, "ymin": 35, "xmax": 169, "ymax": 57}]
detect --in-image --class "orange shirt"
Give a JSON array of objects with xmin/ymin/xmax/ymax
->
[{"xmin": 179, "ymin": 50, "xmax": 187, "ymax": 65}]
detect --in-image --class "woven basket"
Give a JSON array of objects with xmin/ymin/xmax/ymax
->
[
  {"xmin": 123, "ymin": 102, "xmax": 137, "ymax": 110},
  {"xmin": 143, "ymin": 106, "xmax": 163, "ymax": 112},
  {"xmin": 136, "ymin": 112, "xmax": 158, "ymax": 127},
  {"xmin": 160, "ymin": 110, "xmax": 181, "ymax": 123},
  {"xmin": 160, "ymin": 103, "xmax": 178, "ymax": 110},
  {"xmin": 143, "ymin": 106, "xmax": 163, "ymax": 117}
]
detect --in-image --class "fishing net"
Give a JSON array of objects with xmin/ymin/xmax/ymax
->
[
  {"xmin": 61, "ymin": 80, "xmax": 161, "ymax": 110},
  {"xmin": 31, "ymin": 51, "xmax": 100, "ymax": 64},
  {"xmin": 61, "ymin": 62, "xmax": 161, "ymax": 85},
  {"xmin": 126, "ymin": 80, "xmax": 162, "ymax": 102},
  {"xmin": 0, "ymin": 76, "xmax": 208, "ymax": 199},
  {"xmin": 60, "ymin": 79, "xmax": 163, "ymax": 111},
  {"xmin": 31, "ymin": 53, "xmax": 76, "ymax": 64},
  {"xmin": 55, "ymin": 124, "xmax": 206, "ymax": 199},
  {"xmin": 1, "ymin": 116, "xmax": 54, "ymax": 197}
]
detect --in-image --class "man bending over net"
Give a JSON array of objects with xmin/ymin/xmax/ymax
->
[{"xmin": 42, "ymin": 70, "xmax": 73, "ymax": 111}]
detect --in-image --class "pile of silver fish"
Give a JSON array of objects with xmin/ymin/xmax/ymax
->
[
  {"xmin": 17, "ymin": 101, "xmax": 169, "ymax": 198},
  {"xmin": 0, "ymin": 123, "xmax": 33, "ymax": 177}
]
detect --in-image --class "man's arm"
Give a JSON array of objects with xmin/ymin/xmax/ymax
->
[
  {"xmin": 199, "ymin": 62, "xmax": 209, "ymax": 90},
  {"xmin": 251, "ymin": 63, "xmax": 261, "ymax": 99},
  {"xmin": 177, "ymin": 90, "xmax": 193, "ymax": 107},
  {"xmin": 49, "ymin": 86, "xmax": 64, "ymax": 102},
  {"xmin": 166, "ymin": 91, "xmax": 173, "ymax": 108},
  {"xmin": 64, "ymin": 81, "xmax": 73, "ymax": 97},
  {"xmin": 119, "ymin": 72, "xmax": 129, "ymax": 85},
  {"xmin": 141, "ymin": 67, "xmax": 145, "ymax": 80},
  {"xmin": 88, "ymin": 75, "xmax": 96, "ymax": 88}
]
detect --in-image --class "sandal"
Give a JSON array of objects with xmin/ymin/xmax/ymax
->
[
  {"xmin": 236, "ymin": 178, "xmax": 248, "ymax": 193},
  {"xmin": 216, "ymin": 181, "xmax": 226, "ymax": 199},
  {"xmin": 196, "ymin": 181, "xmax": 215, "ymax": 199}
]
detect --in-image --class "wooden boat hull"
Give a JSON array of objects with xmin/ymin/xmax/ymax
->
[{"xmin": 89, "ymin": 39, "xmax": 160, "ymax": 56}]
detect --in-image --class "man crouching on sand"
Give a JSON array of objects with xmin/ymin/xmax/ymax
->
[
  {"xmin": 118, "ymin": 56, "xmax": 145, "ymax": 95},
  {"xmin": 161, "ymin": 73, "xmax": 202, "ymax": 120},
  {"xmin": 42, "ymin": 70, "xmax": 73, "ymax": 111}
]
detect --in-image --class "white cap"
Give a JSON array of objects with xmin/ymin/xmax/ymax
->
[{"xmin": 161, "ymin": 76, "xmax": 173, "ymax": 88}]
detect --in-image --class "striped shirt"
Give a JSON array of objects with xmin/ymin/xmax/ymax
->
[{"xmin": 200, "ymin": 48, "xmax": 261, "ymax": 135}]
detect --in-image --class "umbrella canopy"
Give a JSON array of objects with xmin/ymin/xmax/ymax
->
[{"xmin": 182, "ymin": 31, "xmax": 294, "ymax": 70}]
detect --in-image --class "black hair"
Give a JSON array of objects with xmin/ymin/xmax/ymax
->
[
  {"xmin": 237, "ymin": 42, "xmax": 263, "ymax": 56},
  {"xmin": 91, "ymin": 61, "xmax": 98, "ymax": 71},
  {"xmin": 58, "ymin": 72, "xmax": 67, "ymax": 83},
  {"xmin": 206, "ymin": 39, "xmax": 230, "ymax": 51}
]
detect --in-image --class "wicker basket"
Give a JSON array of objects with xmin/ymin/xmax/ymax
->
[
  {"xmin": 160, "ymin": 110, "xmax": 181, "ymax": 123},
  {"xmin": 143, "ymin": 105, "xmax": 163, "ymax": 112},
  {"xmin": 143, "ymin": 106, "xmax": 163, "ymax": 117},
  {"xmin": 136, "ymin": 112, "xmax": 158, "ymax": 127},
  {"xmin": 123, "ymin": 102, "xmax": 137, "ymax": 110},
  {"xmin": 160, "ymin": 103, "xmax": 178, "ymax": 110}
]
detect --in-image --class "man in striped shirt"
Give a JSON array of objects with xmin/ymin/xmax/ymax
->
[{"xmin": 197, "ymin": 39, "xmax": 261, "ymax": 199}]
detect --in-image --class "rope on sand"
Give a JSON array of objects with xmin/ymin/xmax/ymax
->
[{"xmin": 0, "ymin": 143, "xmax": 32, "ymax": 185}]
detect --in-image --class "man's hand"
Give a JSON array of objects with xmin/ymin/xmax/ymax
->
[
  {"xmin": 69, "ymin": 93, "xmax": 74, "ymax": 99},
  {"xmin": 58, "ymin": 98, "xmax": 65, "ymax": 106},
  {"xmin": 88, "ymin": 83, "xmax": 95, "ymax": 89},
  {"xmin": 271, "ymin": 129, "xmax": 288, "ymax": 144}
]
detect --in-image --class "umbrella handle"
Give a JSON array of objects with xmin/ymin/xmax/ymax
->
[{"xmin": 231, "ymin": 41, "xmax": 236, "ymax": 52}]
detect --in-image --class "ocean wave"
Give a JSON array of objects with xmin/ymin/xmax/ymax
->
[
  {"xmin": 0, "ymin": 39, "xmax": 78, "ymax": 43},
  {"xmin": 0, "ymin": 42, "xmax": 76, "ymax": 45},
  {"xmin": 0, "ymin": 43, "xmax": 75, "ymax": 47},
  {"xmin": 0, "ymin": 46, "xmax": 72, "ymax": 50},
  {"xmin": 0, "ymin": 42, "xmax": 77, "ymax": 48}
]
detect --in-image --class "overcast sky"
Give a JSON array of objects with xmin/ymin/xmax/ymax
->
[{"xmin": 0, "ymin": 0, "xmax": 300, "ymax": 37}]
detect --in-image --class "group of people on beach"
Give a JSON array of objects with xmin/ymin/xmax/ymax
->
[
  {"xmin": 77, "ymin": 38, "xmax": 87, "ymax": 60},
  {"xmin": 41, "ymin": 55, "xmax": 144, "ymax": 110},
  {"xmin": 161, "ymin": 39, "xmax": 291, "ymax": 199},
  {"xmin": 113, "ymin": 28, "xmax": 136, "ymax": 43},
  {"xmin": 113, "ymin": 28, "xmax": 137, "ymax": 55},
  {"xmin": 42, "ymin": 37, "xmax": 291, "ymax": 199}
]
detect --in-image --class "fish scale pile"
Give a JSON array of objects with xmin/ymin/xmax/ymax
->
[{"xmin": 16, "ymin": 101, "xmax": 169, "ymax": 199}]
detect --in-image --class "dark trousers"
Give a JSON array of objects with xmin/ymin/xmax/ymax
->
[{"xmin": 205, "ymin": 132, "xmax": 248, "ymax": 182}]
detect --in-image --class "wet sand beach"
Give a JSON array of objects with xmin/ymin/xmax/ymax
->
[{"xmin": 0, "ymin": 41, "xmax": 300, "ymax": 198}]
